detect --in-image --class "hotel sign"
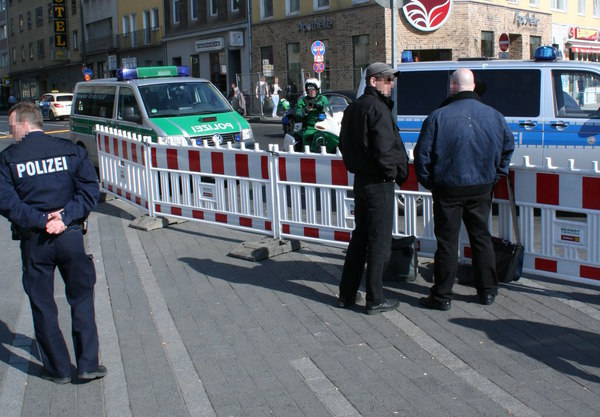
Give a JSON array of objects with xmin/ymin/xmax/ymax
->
[{"xmin": 53, "ymin": 0, "xmax": 68, "ymax": 48}]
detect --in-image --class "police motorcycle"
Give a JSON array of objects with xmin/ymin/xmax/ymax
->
[{"xmin": 283, "ymin": 79, "xmax": 341, "ymax": 153}]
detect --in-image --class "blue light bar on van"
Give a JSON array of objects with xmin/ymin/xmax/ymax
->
[
  {"xmin": 116, "ymin": 66, "xmax": 191, "ymax": 81},
  {"xmin": 534, "ymin": 46, "xmax": 557, "ymax": 61}
]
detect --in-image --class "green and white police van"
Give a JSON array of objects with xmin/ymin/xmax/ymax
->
[{"xmin": 70, "ymin": 66, "xmax": 254, "ymax": 166}]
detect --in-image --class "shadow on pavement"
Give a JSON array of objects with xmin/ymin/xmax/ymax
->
[{"xmin": 0, "ymin": 320, "xmax": 42, "ymax": 376}]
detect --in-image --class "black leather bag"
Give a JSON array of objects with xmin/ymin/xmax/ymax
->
[
  {"xmin": 383, "ymin": 236, "xmax": 418, "ymax": 282},
  {"xmin": 492, "ymin": 177, "xmax": 524, "ymax": 283},
  {"xmin": 492, "ymin": 237, "xmax": 524, "ymax": 283}
]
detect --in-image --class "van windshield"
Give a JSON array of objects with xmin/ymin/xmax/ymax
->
[{"xmin": 139, "ymin": 81, "xmax": 232, "ymax": 117}]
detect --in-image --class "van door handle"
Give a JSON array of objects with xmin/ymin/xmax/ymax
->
[
  {"xmin": 518, "ymin": 121, "xmax": 536, "ymax": 129},
  {"xmin": 550, "ymin": 121, "xmax": 568, "ymax": 130}
]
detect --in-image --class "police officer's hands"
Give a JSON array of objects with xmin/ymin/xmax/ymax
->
[{"xmin": 46, "ymin": 210, "xmax": 66, "ymax": 235}]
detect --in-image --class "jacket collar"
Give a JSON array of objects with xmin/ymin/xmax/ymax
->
[
  {"xmin": 364, "ymin": 86, "xmax": 395, "ymax": 110},
  {"xmin": 441, "ymin": 91, "xmax": 480, "ymax": 107}
]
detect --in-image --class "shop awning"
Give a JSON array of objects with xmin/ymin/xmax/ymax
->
[{"xmin": 566, "ymin": 41, "xmax": 600, "ymax": 53}]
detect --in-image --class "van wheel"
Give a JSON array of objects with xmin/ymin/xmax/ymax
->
[{"xmin": 49, "ymin": 110, "xmax": 56, "ymax": 121}]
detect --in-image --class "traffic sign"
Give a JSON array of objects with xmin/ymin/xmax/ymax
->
[
  {"xmin": 311, "ymin": 40, "xmax": 325, "ymax": 56},
  {"xmin": 313, "ymin": 62, "xmax": 325, "ymax": 74},
  {"xmin": 499, "ymin": 33, "xmax": 509, "ymax": 52},
  {"xmin": 314, "ymin": 55, "xmax": 324, "ymax": 63}
]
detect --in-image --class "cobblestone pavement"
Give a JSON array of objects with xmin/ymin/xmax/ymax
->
[{"xmin": 0, "ymin": 197, "xmax": 599, "ymax": 417}]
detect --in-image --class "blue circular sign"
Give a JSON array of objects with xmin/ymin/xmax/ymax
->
[{"xmin": 311, "ymin": 41, "xmax": 325, "ymax": 56}]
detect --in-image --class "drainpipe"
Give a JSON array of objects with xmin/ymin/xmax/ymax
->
[
  {"xmin": 79, "ymin": 0, "xmax": 86, "ymax": 67},
  {"xmin": 247, "ymin": 0, "xmax": 252, "ymax": 76}
]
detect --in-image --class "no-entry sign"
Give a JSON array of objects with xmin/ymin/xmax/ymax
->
[{"xmin": 499, "ymin": 33, "xmax": 509, "ymax": 52}]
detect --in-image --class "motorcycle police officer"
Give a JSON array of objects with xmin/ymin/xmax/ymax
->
[
  {"xmin": 0, "ymin": 102, "xmax": 106, "ymax": 383},
  {"xmin": 296, "ymin": 78, "xmax": 330, "ymax": 151}
]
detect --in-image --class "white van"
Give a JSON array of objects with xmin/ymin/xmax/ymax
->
[
  {"xmin": 395, "ymin": 47, "xmax": 600, "ymax": 169},
  {"xmin": 70, "ymin": 66, "xmax": 254, "ymax": 166}
]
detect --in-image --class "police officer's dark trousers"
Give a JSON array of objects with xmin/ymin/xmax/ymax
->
[
  {"xmin": 20, "ymin": 225, "xmax": 99, "ymax": 377},
  {"xmin": 430, "ymin": 189, "xmax": 497, "ymax": 302},
  {"xmin": 340, "ymin": 176, "xmax": 395, "ymax": 306}
]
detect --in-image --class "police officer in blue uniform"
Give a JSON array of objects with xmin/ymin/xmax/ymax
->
[{"xmin": 0, "ymin": 102, "xmax": 106, "ymax": 383}]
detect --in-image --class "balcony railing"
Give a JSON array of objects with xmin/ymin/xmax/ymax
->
[
  {"xmin": 85, "ymin": 35, "xmax": 118, "ymax": 54},
  {"xmin": 117, "ymin": 27, "xmax": 162, "ymax": 50}
]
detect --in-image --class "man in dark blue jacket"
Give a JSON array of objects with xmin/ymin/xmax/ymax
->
[
  {"xmin": 414, "ymin": 68, "xmax": 514, "ymax": 311},
  {"xmin": 338, "ymin": 62, "xmax": 409, "ymax": 315},
  {"xmin": 0, "ymin": 102, "xmax": 106, "ymax": 383}
]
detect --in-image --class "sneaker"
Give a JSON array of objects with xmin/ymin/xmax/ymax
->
[
  {"xmin": 419, "ymin": 295, "xmax": 451, "ymax": 311},
  {"xmin": 40, "ymin": 369, "xmax": 70, "ymax": 384},
  {"xmin": 78, "ymin": 365, "xmax": 107, "ymax": 381}
]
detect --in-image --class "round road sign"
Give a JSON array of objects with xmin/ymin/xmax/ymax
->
[
  {"xmin": 499, "ymin": 33, "xmax": 509, "ymax": 52},
  {"xmin": 311, "ymin": 40, "xmax": 325, "ymax": 56},
  {"xmin": 313, "ymin": 62, "xmax": 325, "ymax": 74}
]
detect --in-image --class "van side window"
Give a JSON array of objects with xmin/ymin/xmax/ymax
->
[
  {"xmin": 472, "ymin": 69, "xmax": 540, "ymax": 117},
  {"xmin": 117, "ymin": 87, "xmax": 140, "ymax": 121},
  {"xmin": 397, "ymin": 71, "xmax": 449, "ymax": 116},
  {"xmin": 73, "ymin": 86, "xmax": 115, "ymax": 118},
  {"xmin": 552, "ymin": 70, "xmax": 600, "ymax": 118}
]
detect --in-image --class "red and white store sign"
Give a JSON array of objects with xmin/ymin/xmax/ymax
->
[{"xmin": 402, "ymin": 0, "xmax": 453, "ymax": 32}]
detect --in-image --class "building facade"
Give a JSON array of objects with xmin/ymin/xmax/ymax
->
[
  {"xmin": 250, "ymin": 0, "xmax": 552, "ymax": 92},
  {"xmin": 163, "ymin": 0, "xmax": 250, "ymax": 94},
  {"xmin": 7, "ymin": 0, "xmax": 84, "ymax": 101}
]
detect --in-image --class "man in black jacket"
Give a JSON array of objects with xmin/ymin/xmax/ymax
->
[
  {"xmin": 414, "ymin": 68, "xmax": 514, "ymax": 311},
  {"xmin": 0, "ymin": 102, "xmax": 106, "ymax": 383},
  {"xmin": 338, "ymin": 62, "xmax": 409, "ymax": 315}
]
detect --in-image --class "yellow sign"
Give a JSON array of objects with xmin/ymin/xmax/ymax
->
[{"xmin": 53, "ymin": 0, "xmax": 68, "ymax": 49}]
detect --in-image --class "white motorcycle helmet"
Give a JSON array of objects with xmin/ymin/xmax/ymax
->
[{"xmin": 304, "ymin": 78, "xmax": 321, "ymax": 93}]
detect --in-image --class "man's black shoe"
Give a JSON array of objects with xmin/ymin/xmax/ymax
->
[
  {"xmin": 479, "ymin": 294, "xmax": 495, "ymax": 305},
  {"xmin": 419, "ymin": 295, "xmax": 451, "ymax": 311},
  {"xmin": 338, "ymin": 292, "xmax": 362, "ymax": 308},
  {"xmin": 365, "ymin": 299, "xmax": 399, "ymax": 315},
  {"xmin": 40, "ymin": 369, "xmax": 70, "ymax": 384},
  {"xmin": 78, "ymin": 365, "xmax": 107, "ymax": 381}
]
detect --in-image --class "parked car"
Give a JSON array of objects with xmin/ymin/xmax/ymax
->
[
  {"xmin": 37, "ymin": 92, "xmax": 73, "ymax": 120},
  {"xmin": 281, "ymin": 90, "xmax": 355, "ymax": 134}
]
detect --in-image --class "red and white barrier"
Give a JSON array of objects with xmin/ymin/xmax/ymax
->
[
  {"xmin": 96, "ymin": 125, "xmax": 152, "ymax": 214},
  {"xmin": 97, "ymin": 126, "xmax": 600, "ymax": 286}
]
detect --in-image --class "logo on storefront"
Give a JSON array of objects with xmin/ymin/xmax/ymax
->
[{"xmin": 402, "ymin": 0, "xmax": 453, "ymax": 32}]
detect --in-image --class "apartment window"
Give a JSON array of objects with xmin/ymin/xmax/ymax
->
[
  {"xmin": 210, "ymin": 0, "xmax": 217, "ymax": 16},
  {"xmin": 73, "ymin": 30, "xmax": 78, "ymax": 50},
  {"xmin": 352, "ymin": 0, "xmax": 370, "ymax": 3},
  {"xmin": 36, "ymin": 7, "xmax": 43, "ymax": 26},
  {"xmin": 19, "ymin": 15, "xmax": 23, "ymax": 32},
  {"xmin": 71, "ymin": 0, "xmax": 76, "ymax": 15},
  {"xmin": 9, "ymin": 18, "xmax": 12, "ymax": 35},
  {"xmin": 122, "ymin": 16, "xmax": 130, "ymax": 36},
  {"xmin": 12, "ymin": 47, "xmax": 16, "ymax": 64},
  {"xmin": 37, "ymin": 39, "xmax": 45, "ymax": 58},
  {"xmin": 261, "ymin": 0, "xmax": 273, "ymax": 19},
  {"xmin": 143, "ymin": 10, "xmax": 151, "ymax": 43},
  {"xmin": 29, "ymin": 42, "xmax": 34, "ymax": 60},
  {"xmin": 352, "ymin": 34, "xmax": 369, "ymax": 90},
  {"xmin": 48, "ymin": 2, "xmax": 53, "ymax": 23},
  {"xmin": 287, "ymin": 42, "xmax": 301, "ymax": 88},
  {"xmin": 0, "ymin": 53, "xmax": 7, "ymax": 68},
  {"xmin": 314, "ymin": 0, "xmax": 329, "ymax": 10},
  {"xmin": 481, "ymin": 31, "xmax": 494, "ymax": 58},
  {"xmin": 594, "ymin": 0, "xmax": 600, "ymax": 16},
  {"xmin": 27, "ymin": 12, "xmax": 31, "ymax": 30},
  {"xmin": 579, "ymin": 0, "xmax": 586, "ymax": 14},
  {"xmin": 551, "ymin": 0, "xmax": 567, "ymax": 11},
  {"xmin": 287, "ymin": 0, "xmax": 300, "ymax": 14},
  {"xmin": 0, "ymin": 25, "xmax": 5, "ymax": 40},
  {"xmin": 529, "ymin": 0, "xmax": 540, "ymax": 5},
  {"xmin": 151, "ymin": 8, "xmax": 159, "ymax": 30},
  {"xmin": 172, "ymin": 0, "xmax": 180, "ymax": 23},
  {"xmin": 49, "ymin": 36, "xmax": 54, "ymax": 56},
  {"xmin": 232, "ymin": 0, "xmax": 240, "ymax": 11},
  {"xmin": 530, "ymin": 36, "xmax": 541, "ymax": 58},
  {"xmin": 21, "ymin": 45, "xmax": 25, "ymax": 62},
  {"xmin": 191, "ymin": 0, "xmax": 199, "ymax": 19}
]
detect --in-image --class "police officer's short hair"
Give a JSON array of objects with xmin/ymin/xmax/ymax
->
[{"xmin": 9, "ymin": 102, "xmax": 43, "ymax": 129}]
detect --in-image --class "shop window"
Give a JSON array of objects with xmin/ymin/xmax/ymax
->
[
  {"xmin": 314, "ymin": 0, "xmax": 329, "ymax": 10},
  {"xmin": 286, "ymin": 43, "xmax": 301, "ymax": 96},
  {"xmin": 481, "ymin": 31, "xmax": 494, "ymax": 58},
  {"xmin": 529, "ymin": 36, "xmax": 541, "ymax": 58},
  {"xmin": 260, "ymin": 46, "xmax": 273, "ymax": 76},
  {"xmin": 551, "ymin": 0, "xmax": 567, "ymax": 11},
  {"xmin": 261, "ymin": 0, "xmax": 273, "ymax": 19},
  {"xmin": 286, "ymin": 0, "xmax": 300, "ymax": 14},
  {"xmin": 553, "ymin": 70, "xmax": 600, "ymax": 118},
  {"xmin": 352, "ymin": 34, "xmax": 370, "ymax": 91},
  {"xmin": 579, "ymin": 0, "xmax": 586, "ymax": 14}
]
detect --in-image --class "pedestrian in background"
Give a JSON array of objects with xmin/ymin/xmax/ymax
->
[
  {"xmin": 338, "ymin": 63, "xmax": 409, "ymax": 315},
  {"xmin": 0, "ymin": 102, "xmax": 106, "ymax": 383},
  {"xmin": 285, "ymin": 79, "xmax": 298, "ymax": 107},
  {"xmin": 255, "ymin": 75, "xmax": 269, "ymax": 116},
  {"xmin": 414, "ymin": 68, "xmax": 514, "ymax": 311},
  {"xmin": 229, "ymin": 81, "xmax": 246, "ymax": 115},
  {"xmin": 271, "ymin": 76, "xmax": 283, "ymax": 117}
]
